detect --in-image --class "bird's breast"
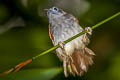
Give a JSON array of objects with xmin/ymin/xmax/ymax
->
[{"xmin": 51, "ymin": 20, "xmax": 85, "ymax": 55}]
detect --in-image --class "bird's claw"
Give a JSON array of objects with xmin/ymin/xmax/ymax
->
[
  {"xmin": 85, "ymin": 27, "xmax": 92, "ymax": 35},
  {"xmin": 82, "ymin": 27, "xmax": 92, "ymax": 45},
  {"xmin": 58, "ymin": 41, "xmax": 67, "ymax": 58},
  {"xmin": 58, "ymin": 41, "xmax": 65, "ymax": 49}
]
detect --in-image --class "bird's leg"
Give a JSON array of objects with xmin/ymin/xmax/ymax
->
[
  {"xmin": 58, "ymin": 41, "xmax": 73, "ymax": 62},
  {"xmin": 82, "ymin": 27, "xmax": 92, "ymax": 45},
  {"xmin": 58, "ymin": 41, "xmax": 71, "ymax": 77},
  {"xmin": 58, "ymin": 41, "xmax": 67, "ymax": 57}
]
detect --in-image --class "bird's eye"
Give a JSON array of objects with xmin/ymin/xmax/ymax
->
[{"xmin": 53, "ymin": 7, "xmax": 58, "ymax": 11}]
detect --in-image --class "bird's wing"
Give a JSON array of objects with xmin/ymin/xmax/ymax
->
[{"xmin": 49, "ymin": 24, "xmax": 54, "ymax": 44}]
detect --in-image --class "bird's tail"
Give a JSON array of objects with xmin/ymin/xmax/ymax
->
[{"xmin": 67, "ymin": 47, "xmax": 95, "ymax": 76}]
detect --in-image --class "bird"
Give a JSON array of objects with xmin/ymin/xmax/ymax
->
[{"xmin": 46, "ymin": 7, "xmax": 95, "ymax": 77}]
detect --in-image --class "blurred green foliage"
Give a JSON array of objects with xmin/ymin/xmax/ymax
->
[
  {"xmin": 0, "ymin": 0, "xmax": 120, "ymax": 80},
  {"xmin": 1, "ymin": 68, "xmax": 62, "ymax": 80}
]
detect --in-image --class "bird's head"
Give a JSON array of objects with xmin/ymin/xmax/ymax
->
[{"xmin": 45, "ymin": 7, "xmax": 66, "ymax": 20}]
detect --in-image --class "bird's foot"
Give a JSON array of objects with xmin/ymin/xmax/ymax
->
[
  {"xmin": 58, "ymin": 41, "xmax": 67, "ymax": 58},
  {"xmin": 85, "ymin": 27, "xmax": 92, "ymax": 35},
  {"xmin": 82, "ymin": 27, "xmax": 92, "ymax": 45},
  {"xmin": 58, "ymin": 41, "xmax": 65, "ymax": 49}
]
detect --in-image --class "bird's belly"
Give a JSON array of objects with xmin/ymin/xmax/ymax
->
[
  {"xmin": 64, "ymin": 36, "xmax": 85, "ymax": 55},
  {"xmin": 54, "ymin": 30, "xmax": 85, "ymax": 56},
  {"xmin": 52, "ymin": 21, "xmax": 84, "ymax": 55}
]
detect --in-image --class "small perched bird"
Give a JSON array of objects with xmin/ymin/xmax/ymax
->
[{"xmin": 46, "ymin": 7, "xmax": 95, "ymax": 77}]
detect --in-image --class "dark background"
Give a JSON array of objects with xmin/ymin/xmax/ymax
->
[{"xmin": 0, "ymin": 0, "xmax": 120, "ymax": 80}]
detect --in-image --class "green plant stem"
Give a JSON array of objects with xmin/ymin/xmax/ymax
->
[{"xmin": 33, "ymin": 12, "xmax": 120, "ymax": 60}]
